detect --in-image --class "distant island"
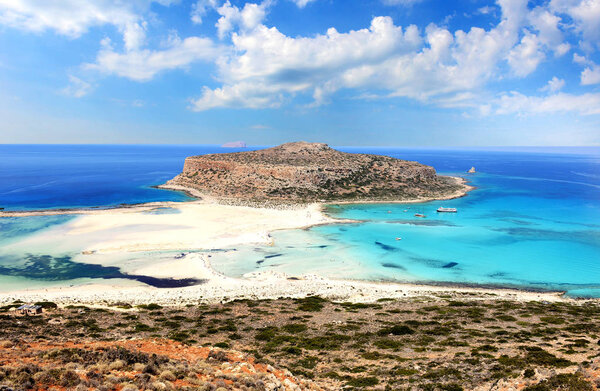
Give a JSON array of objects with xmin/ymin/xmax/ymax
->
[
  {"xmin": 162, "ymin": 142, "xmax": 470, "ymax": 203},
  {"xmin": 221, "ymin": 141, "xmax": 247, "ymax": 148}
]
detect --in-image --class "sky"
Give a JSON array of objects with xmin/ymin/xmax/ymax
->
[{"xmin": 0, "ymin": 0, "xmax": 599, "ymax": 146}]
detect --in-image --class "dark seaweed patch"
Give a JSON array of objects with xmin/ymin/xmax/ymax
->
[
  {"xmin": 408, "ymin": 256, "xmax": 446, "ymax": 268},
  {"xmin": 381, "ymin": 263, "xmax": 407, "ymax": 271},
  {"xmin": 500, "ymin": 218, "xmax": 537, "ymax": 226},
  {"xmin": 492, "ymin": 227, "xmax": 600, "ymax": 247},
  {"xmin": 0, "ymin": 254, "xmax": 205, "ymax": 288},
  {"xmin": 442, "ymin": 262, "xmax": 459, "ymax": 269},
  {"xmin": 488, "ymin": 272, "xmax": 509, "ymax": 278},
  {"xmin": 374, "ymin": 241, "xmax": 398, "ymax": 251}
]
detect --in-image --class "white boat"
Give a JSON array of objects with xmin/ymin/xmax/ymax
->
[{"xmin": 437, "ymin": 207, "xmax": 457, "ymax": 213}]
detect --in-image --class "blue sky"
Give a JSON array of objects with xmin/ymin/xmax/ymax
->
[{"xmin": 0, "ymin": 0, "xmax": 599, "ymax": 146}]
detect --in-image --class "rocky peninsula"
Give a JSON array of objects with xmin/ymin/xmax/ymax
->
[{"xmin": 162, "ymin": 142, "xmax": 469, "ymax": 204}]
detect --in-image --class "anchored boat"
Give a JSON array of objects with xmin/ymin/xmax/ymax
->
[{"xmin": 437, "ymin": 207, "xmax": 457, "ymax": 213}]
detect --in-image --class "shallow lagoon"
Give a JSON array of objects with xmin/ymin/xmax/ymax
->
[{"xmin": 1, "ymin": 146, "xmax": 599, "ymax": 297}]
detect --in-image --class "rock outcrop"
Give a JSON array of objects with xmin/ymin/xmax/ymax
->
[{"xmin": 164, "ymin": 142, "xmax": 466, "ymax": 203}]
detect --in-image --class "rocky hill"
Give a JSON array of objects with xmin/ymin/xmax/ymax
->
[
  {"xmin": 2, "ymin": 298, "xmax": 599, "ymax": 390},
  {"xmin": 164, "ymin": 142, "xmax": 467, "ymax": 203}
]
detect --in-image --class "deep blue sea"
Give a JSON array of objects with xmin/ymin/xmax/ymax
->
[
  {"xmin": 1, "ymin": 145, "xmax": 599, "ymax": 297},
  {"xmin": 0, "ymin": 144, "xmax": 252, "ymax": 211}
]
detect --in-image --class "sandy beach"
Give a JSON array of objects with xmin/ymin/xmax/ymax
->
[
  {"xmin": 0, "ymin": 200, "xmax": 336, "ymax": 252},
  {"xmin": 0, "ymin": 251, "xmax": 576, "ymax": 306}
]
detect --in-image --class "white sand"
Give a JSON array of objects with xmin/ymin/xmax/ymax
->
[{"xmin": 2, "ymin": 201, "xmax": 336, "ymax": 255}]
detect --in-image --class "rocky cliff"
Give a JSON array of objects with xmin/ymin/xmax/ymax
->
[{"xmin": 164, "ymin": 142, "xmax": 466, "ymax": 203}]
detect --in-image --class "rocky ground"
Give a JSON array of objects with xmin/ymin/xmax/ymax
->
[
  {"xmin": 164, "ymin": 142, "xmax": 468, "ymax": 204},
  {"xmin": 1, "ymin": 296, "xmax": 600, "ymax": 390}
]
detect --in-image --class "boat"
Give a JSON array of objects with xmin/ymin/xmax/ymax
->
[
  {"xmin": 414, "ymin": 213, "xmax": 426, "ymax": 218},
  {"xmin": 395, "ymin": 237, "xmax": 402, "ymax": 241},
  {"xmin": 437, "ymin": 207, "xmax": 457, "ymax": 213}
]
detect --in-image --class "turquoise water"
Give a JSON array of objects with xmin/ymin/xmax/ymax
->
[
  {"xmin": 1, "ymin": 146, "xmax": 599, "ymax": 297},
  {"xmin": 210, "ymin": 149, "xmax": 600, "ymax": 298}
]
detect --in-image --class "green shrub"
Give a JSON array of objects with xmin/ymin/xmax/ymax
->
[
  {"xmin": 137, "ymin": 303, "xmax": 162, "ymax": 310},
  {"xmin": 377, "ymin": 324, "xmax": 414, "ymax": 336},
  {"xmin": 133, "ymin": 323, "xmax": 156, "ymax": 332},
  {"xmin": 296, "ymin": 296, "xmax": 327, "ymax": 312},
  {"xmin": 373, "ymin": 338, "xmax": 402, "ymax": 350},
  {"xmin": 297, "ymin": 334, "xmax": 351, "ymax": 350},
  {"xmin": 522, "ymin": 346, "xmax": 573, "ymax": 367},
  {"xmin": 297, "ymin": 356, "xmax": 319, "ymax": 369},
  {"xmin": 169, "ymin": 331, "xmax": 190, "ymax": 342},
  {"xmin": 282, "ymin": 323, "xmax": 308, "ymax": 333},
  {"xmin": 284, "ymin": 346, "xmax": 302, "ymax": 355},
  {"xmin": 34, "ymin": 301, "xmax": 58, "ymax": 309},
  {"xmin": 255, "ymin": 327, "xmax": 278, "ymax": 341},
  {"xmin": 524, "ymin": 373, "xmax": 592, "ymax": 390},
  {"xmin": 346, "ymin": 376, "xmax": 379, "ymax": 387}
]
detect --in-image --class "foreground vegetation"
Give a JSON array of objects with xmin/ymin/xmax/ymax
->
[{"xmin": 1, "ymin": 295, "xmax": 599, "ymax": 390}]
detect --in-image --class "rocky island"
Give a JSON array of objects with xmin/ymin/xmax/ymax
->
[{"xmin": 163, "ymin": 142, "xmax": 469, "ymax": 204}]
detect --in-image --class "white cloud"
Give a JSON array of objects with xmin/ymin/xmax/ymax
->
[
  {"xmin": 573, "ymin": 53, "xmax": 590, "ymax": 64},
  {"xmin": 496, "ymin": 91, "xmax": 600, "ymax": 115},
  {"xmin": 191, "ymin": 0, "xmax": 219, "ymax": 24},
  {"xmin": 540, "ymin": 76, "xmax": 565, "ymax": 92},
  {"xmin": 6, "ymin": 0, "xmax": 597, "ymax": 118},
  {"xmin": 581, "ymin": 63, "xmax": 600, "ymax": 85},
  {"xmin": 61, "ymin": 75, "xmax": 92, "ymax": 98},
  {"xmin": 215, "ymin": 1, "xmax": 271, "ymax": 39},
  {"xmin": 191, "ymin": 16, "xmax": 425, "ymax": 110},
  {"xmin": 191, "ymin": 0, "xmax": 538, "ymax": 111},
  {"xmin": 507, "ymin": 33, "xmax": 545, "ymax": 76},
  {"xmin": 123, "ymin": 21, "xmax": 147, "ymax": 51},
  {"xmin": 528, "ymin": 6, "xmax": 570, "ymax": 56},
  {"xmin": 550, "ymin": 0, "xmax": 600, "ymax": 51},
  {"xmin": 0, "ymin": 0, "xmax": 172, "ymax": 39},
  {"xmin": 477, "ymin": 6, "xmax": 497, "ymax": 15},
  {"xmin": 87, "ymin": 35, "xmax": 222, "ymax": 81},
  {"xmin": 290, "ymin": 0, "xmax": 316, "ymax": 7},
  {"xmin": 192, "ymin": 82, "xmax": 287, "ymax": 110}
]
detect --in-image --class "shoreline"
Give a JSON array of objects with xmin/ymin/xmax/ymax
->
[
  {"xmin": 325, "ymin": 176, "xmax": 474, "ymax": 205},
  {"xmin": 0, "ymin": 253, "xmax": 581, "ymax": 306},
  {"xmin": 0, "ymin": 176, "xmax": 473, "ymax": 217}
]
